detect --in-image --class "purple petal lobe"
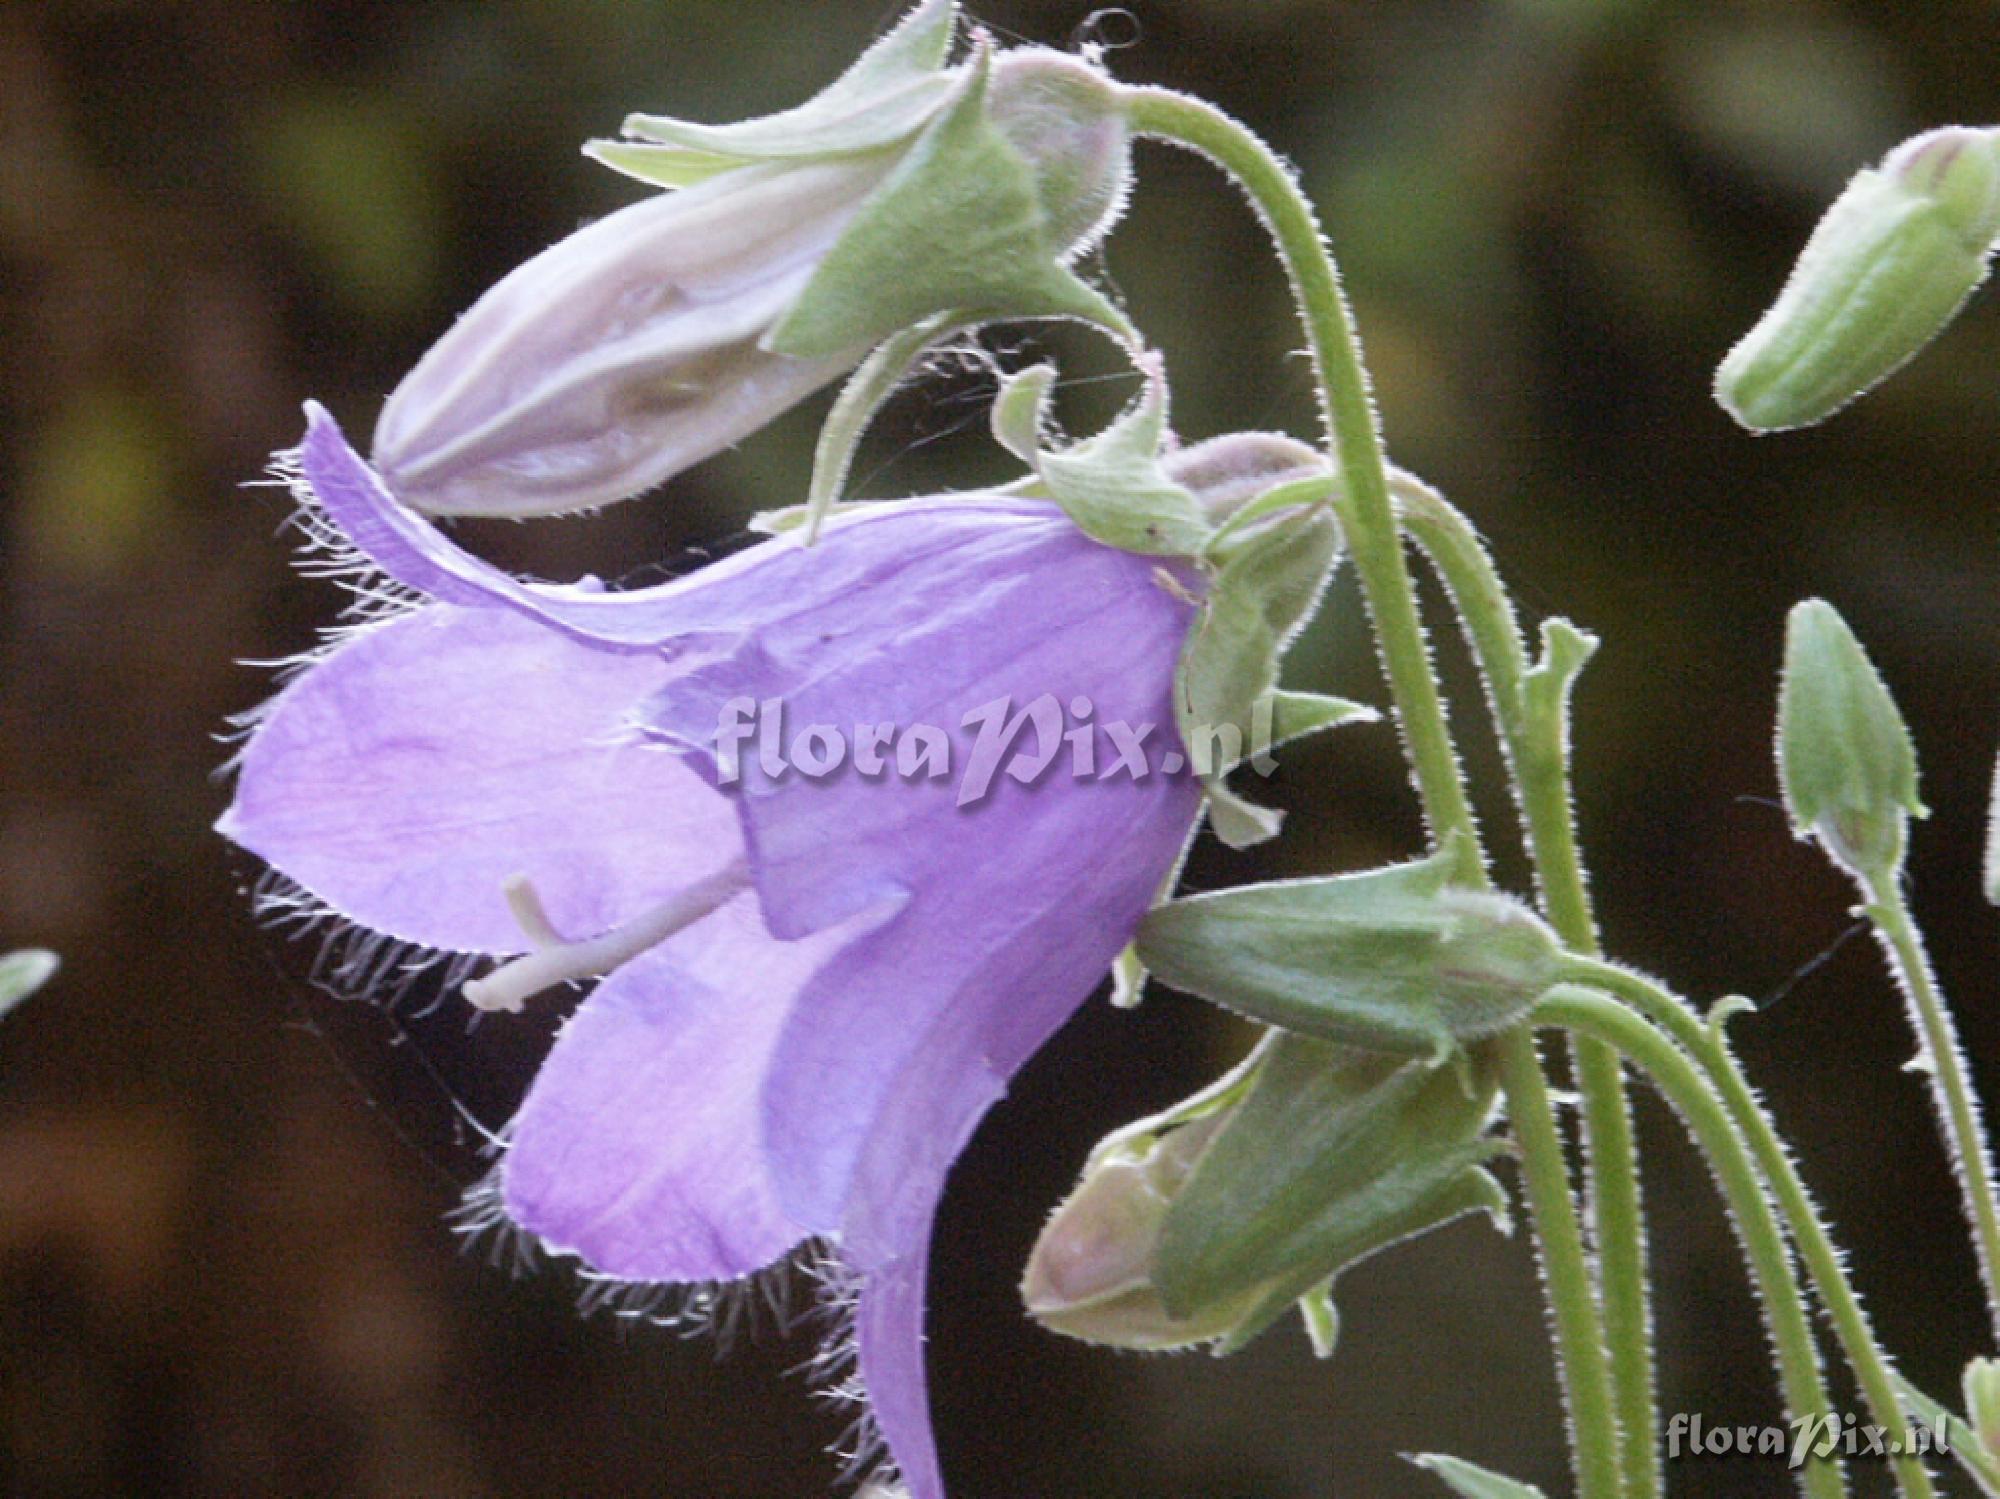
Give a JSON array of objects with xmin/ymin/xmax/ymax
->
[
  {"xmin": 218, "ymin": 603, "xmax": 739, "ymax": 954},
  {"xmin": 828, "ymin": 790, "xmax": 1195, "ymax": 1499},
  {"xmin": 298, "ymin": 404, "xmax": 1059, "ymax": 658},
  {"xmin": 856, "ymin": 1249, "xmax": 943, "ymax": 1499},
  {"xmin": 502, "ymin": 891, "xmax": 891, "ymax": 1282},
  {"xmin": 663, "ymin": 509, "xmax": 1201, "ymax": 1222},
  {"xmin": 645, "ymin": 503, "xmax": 1202, "ymax": 936}
]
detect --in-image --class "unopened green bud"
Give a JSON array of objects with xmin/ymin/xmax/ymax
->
[
  {"xmin": 1965, "ymin": 1356, "xmax": 2000, "ymax": 1462},
  {"xmin": 1717, "ymin": 125, "xmax": 2000, "ymax": 431},
  {"xmin": 1025, "ymin": 1035, "xmax": 1508, "ymax": 1357},
  {"xmin": 1777, "ymin": 599, "xmax": 1926, "ymax": 880},
  {"xmin": 1153, "ymin": 1035, "xmax": 1505, "ymax": 1345},
  {"xmin": 1137, "ymin": 846, "xmax": 1564, "ymax": 1060}
]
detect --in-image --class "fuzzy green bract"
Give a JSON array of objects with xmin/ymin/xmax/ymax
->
[
  {"xmin": 1151, "ymin": 1032, "xmax": 1506, "ymax": 1348},
  {"xmin": 1138, "ymin": 846, "xmax": 1565, "ymax": 1059}
]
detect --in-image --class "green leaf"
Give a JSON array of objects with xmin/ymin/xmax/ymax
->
[
  {"xmin": 1136, "ymin": 849, "xmax": 1563, "ymax": 1059},
  {"xmin": 1407, "ymin": 1453, "xmax": 1549, "ymax": 1499},
  {"xmin": 1716, "ymin": 125, "xmax": 2000, "ymax": 431},
  {"xmin": 767, "ymin": 45, "xmax": 1130, "ymax": 360},
  {"xmin": 0, "ymin": 949, "xmax": 57, "ymax": 1018},
  {"xmin": 592, "ymin": 0, "xmax": 959, "ymax": 187},
  {"xmin": 1154, "ymin": 1031, "xmax": 1500, "ymax": 1320},
  {"xmin": 1778, "ymin": 598, "xmax": 1925, "ymax": 880}
]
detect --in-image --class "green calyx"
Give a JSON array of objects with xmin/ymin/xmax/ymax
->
[
  {"xmin": 1151, "ymin": 1032, "xmax": 1507, "ymax": 1345},
  {"xmin": 766, "ymin": 40, "xmax": 1133, "ymax": 359},
  {"xmin": 1136, "ymin": 842, "xmax": 1567, "ymax": 1061},
  {"xmin": 587, "ymin": 0, "xmax": 961, "ymax": 186},
  {"xmin": 989, "ymin": 357, "xmax": 1371, "ymax": 847},
  {"xmin": 992, "ymin": 359, "xmax": 1213, "ymax": 555},
  {"xmin": 1025, "ymin": 1032, "xmax": 1509, "ymax": 1358}
]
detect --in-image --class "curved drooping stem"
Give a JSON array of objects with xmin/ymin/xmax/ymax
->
[
  {"xmin": 1569, "ymin": 957, "xmax": 1940, "ymax": 1499},
  {"xmin": 1124, "ymin": 84, "xmax": 1622, "ymax": 1499},
  {"xmin": 1122, "ymin": 86, "xmax": 1478, "ymax": 862},
  {"xmin": 1534, "ymin": 987, "xmax": 1846, "ymax": 1499}
]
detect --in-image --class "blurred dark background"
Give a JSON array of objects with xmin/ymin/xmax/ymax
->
[{"xmin": 4, "ymin": 0, "xmax": 2000, "ymax": 1494}]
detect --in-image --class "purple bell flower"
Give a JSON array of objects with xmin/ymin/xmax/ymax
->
[{"xmin": 219, "ymin": 404, "xmax": 1203, "ymax": 1497}]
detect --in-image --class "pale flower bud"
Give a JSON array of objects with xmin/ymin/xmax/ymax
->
[
  {"xmin": 1021, "ymin": 1111, "xmax": 1253, "ymax": 1350},
  {"xmin": 1776, "ymin": 598, "xmax": 1926, "ymax": 880},
  {"xmin": 373, "ymin": 158, "xmax": 889, "ymax": 516},
  {"xmin": 369, "ymin": 3, "xmax": 1139, "ymax": 517},
  {"xmin": 985, "ymin": 48, "xmax": 1132, "ymax": 253}
]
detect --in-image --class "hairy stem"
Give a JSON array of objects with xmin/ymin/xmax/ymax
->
[
  {"xmin": 1125, "ymin": 85, "xmax": 1621, "ymax": 1499},
  {"xmin": 1397, "ymin": 475, "xmax": 1656, "ymax": 1495},
  {"xmin": 1124, "ymin": 88, "xmax": 1479, "ymax": 861},
  {"xmin": 1535, "ymin": 986, "xmax": 1847, "ymax": 1499},
  {"xmin": 1569, "ymin": 958, "xmax": 1939, "ymax": 1499},
  {"xmin": 1862, "ymin": 874, "xmax": 2000, "ymax": 1344}
]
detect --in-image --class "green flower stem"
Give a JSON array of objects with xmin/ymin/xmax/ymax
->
[
  {"xmin": 1569, "ymin": 956, "xmax": 1939, "ymax": 1499},
  {"xmin": 1490, "ymin": 1026, "xmax": 1626, "ymax": 1499},
  {"xmin": 1534, "ymin": 986, "xmax": 1847, "ymax": 1499},
  {"xmin": 1861, "ymin": 873, "xmax": 2000, "ymax": 1343},
  {"xmin": 1396, "ymin": 474, "xmax": 1656, "ymax": 1497},
  {"xmin": 1123, "ymin": 87, "xmax": 1478, "ymax": 863},
  {"xmin": 1125, "ymin": 85, "xmax": 1620, "ymax": 1499}
]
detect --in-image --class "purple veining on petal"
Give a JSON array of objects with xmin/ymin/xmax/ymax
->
[
  {"xmin": 238, "ymin": 400, "xmax": 1212, "ymax": 1499},
  {"xmin": 641, "ymin": 505, "xmax": 1200, "ymax": 939},
  {"xmin": 833, "ymin": 792, "xmax": 1196, "ymax": 1497}
]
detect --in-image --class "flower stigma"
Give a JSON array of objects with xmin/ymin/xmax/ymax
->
[{"xmin": 464, "ymin": 858, "xmax": 754, "ymax": 1013}]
